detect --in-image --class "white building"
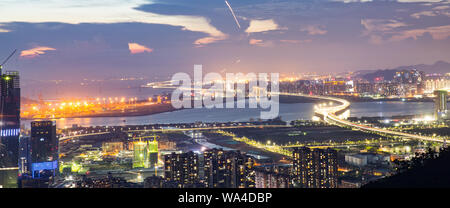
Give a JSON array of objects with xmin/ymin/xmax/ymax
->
[{"xmin": 345, "ymin": 154, "xmax": 368, "ymax": 167}]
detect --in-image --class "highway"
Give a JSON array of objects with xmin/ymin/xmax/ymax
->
[
  {"xmin": 124, "ymin": 125, "xmax": 287, "ymax": 132},
  {"xmin": 282, "ymin": 141, "xmax": 405, "ymax": 149},
  {"xmin": 60, "ymin": 93, "xmax": 445, "ymax": 143},
  {"xmin": 280, "ymin": 92, "xmax": 446, "ymax": 143},
  {"xmin": 59, "ymin": 124, "xmax": 288, "ymax": 141},
  {"xmin": 59, "ymin": 132, "xmax": 111, "ymax": 142}
]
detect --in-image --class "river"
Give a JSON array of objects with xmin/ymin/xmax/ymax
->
[{"xmin": 21, "ymin": 101, "xmax": 443, "ymax": 128}]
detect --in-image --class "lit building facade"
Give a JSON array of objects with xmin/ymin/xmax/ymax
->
[
  {"xmin": 18, "ymin": 136, "xmax": 30, "ymax": 175},
  {"xmin": 355, "ymin": 81, "xmax": 374, "ymax": 95},
  {"xmin": 425, "ymin": 75, "xmax": 450, "ymax": 94},
  {"xmin": 102, "ymin": 142, "xmax": 123, "ymax": 154},
  {"xmin": 434, "ymin": 90, "xmax": 448, "ymax": 120},
  {"xmin": 292, "ymin": 147, "xmax": 338, "ymax": 188},
  {"xmin": 132, "ymin": 140, "xmax": 158, "ymax": 169},
  {"xmin": 203, "ymin": 149, "xmax": 255, "ymax": 188},
  {"xmin": 323, "ymin": 80, "xmax": 349, "ymax": 95},
  {"xmin": 164, "ymin": 151, "xmax": 199, "ymax": 187},
  {"xmin": 394, "ymin": 69, "xmax": 424, "ymax": 85},
  {"xmin": 148, "ymin": 141, "xmax": 158, "ymax": 167},
  {"xmin": 0, "ymin": 70, "xmax": 20, "ymax": 188},
  {"xmin": 29, "ymin": 121, "xmax": 58, "ymax": 179},
  {"xmin": 133, "ymin": 141, "xmax": 148, "ymax": 168},
  {"xmin": 255, "ymin": 166, "xmax": 291, "ymax": 188}
]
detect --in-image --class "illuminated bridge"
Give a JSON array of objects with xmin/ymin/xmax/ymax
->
[
  {"xmin": 59, "ymin": 93, "xmax": 446, "ymax": 144},
  {"xmin": 280, "ymin": 92, "xmax": 446, "ymax": 143},
  {"xmin": 58, "ymin": 125, "xmax": 288, "ymax": 141}
]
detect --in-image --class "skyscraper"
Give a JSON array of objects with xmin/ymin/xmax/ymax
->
[
  {"xmin": 0, "ymin": 70, "xmax": 20, "ymax": 188},
  {"xmin": 164, "ymin": 151, "xmax": 199, "ymax": 187},
  {"xmin": 133, "ymin": 141, "xmax": 149, "ymax": 169},
  {"xmin": 434, "ymin": 90, "xmax": 448, "ymax": 120},
  {"xmin": 29, "ymin": 121, "xmax": 58, "ymax": 178},
  {"xmin": 132, "ymin": 139, "xmax": 158, "ymax": 169},
  {"xmin": 148, "ymin": 140, "xmax": 158, "ymax": 167},
  {"xmin": 18, "ymin": 136, "xmax": 30, "ymax": 176},
  {"xmin": 292, "ymin": 147, "xmax": 338, "ymax": 188},
  {"xmin": 203, "ymin": 149, "xmax": 255, "ymax": 188},
  {"xmin": 255, "ymin": 165, "xmax": 291, "ymax": 188}
]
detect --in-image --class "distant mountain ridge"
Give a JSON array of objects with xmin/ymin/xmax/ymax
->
[{"xmin": 354, "ymin": 61, "xmax": 450, "ymax": 82}]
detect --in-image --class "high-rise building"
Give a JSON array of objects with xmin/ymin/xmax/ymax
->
[
  {"xmin": 164, "ymin": 151, "xmax": 199, "ymax": 187},
  {"xmin": 394, "ymin": 69, "xmax": 424, "ymax": 85},
  {"xmin": 17, "ymin": 121, "xmax": 58, "ymax": 188},
  {"xmin": 0, "ymin": 70, "xmax": 20, "ymax": 188},
  {"xmin": 323, "ymin": 80, "xmax": 348, "ymax": 95},
  {"xmin": 29, "ymin": 121, "xmax": 58, "ymax": 179},
  {"xmin": 392, "ymin": 69, "xmax": 425, "ymax": 96},
  {"xmin": 425, "ymin": 75, "xmax": 450, "ymax": 94},
  {"xmin": 355, "ymin": 81, "xmax": 374, "ymax": 95},
  {"xmin": 132, "ymin": 139, "xmax": 158, "ymax": 169},
  {"xmin": 148, "ymin": 140, "xmax": 158, "ymax": 167},
  {"xmin": 292, "ymin": 147, "xmax": 338, "ymax": 188},
  {"xmin": 434, "ymin": 90, "xmax": 448, "ymax": 120},
  {"xmin": 203, "ymin": 148, "xmax": 227, "ymax": 188},
  {"xmin": 18, "ymin": 136, "xmax": 30, "ymax": 175},
  {"xmin": 133, "ymin": 141, "xmax": 149, "ymax": 169},
  {"xmin": 255, "ymin": 165, "xmax": 291, "ymax": 188},
  {"xmin": 203, "ymin": 149, "xmax": 255, "ymax": 188},
  {"xmin": 102, "ymin": 142, "xmax": 124, "ymax": 155}
]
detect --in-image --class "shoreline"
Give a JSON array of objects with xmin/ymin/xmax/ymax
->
[
  {"xmin": 21, "ymin": 97, "xmax": 442, "ymax": 121},
  {"xmin": 21, "ymin": 103, "xmax": 183, "ymax": 121}
]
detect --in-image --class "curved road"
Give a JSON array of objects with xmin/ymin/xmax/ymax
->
[
  {"xmin": 280, "ymin": 92, "xmax": 445, "ymax": 143},
  {"xmin": 60, "ymin": 93, "xmax": 445, "ymax": 143}
]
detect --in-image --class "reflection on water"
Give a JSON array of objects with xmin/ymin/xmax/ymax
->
[
  {"xmin": 349, "ymin": 101, "xmax": 434, "ymax": 118},
  {"xmin": 22, "ymin": 102, "xmax": 438, "ymax": 129}
]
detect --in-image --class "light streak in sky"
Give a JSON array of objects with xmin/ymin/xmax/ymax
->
[{"xmin": 225, "ymin": 0, "xmax": 241, "ymax": 29}]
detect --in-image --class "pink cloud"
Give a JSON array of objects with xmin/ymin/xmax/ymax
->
[
  {"xmin": 20, "ymin": 46, "xmax": 56, "ymax": 58},
  {"xmin": 128, "ymin": 42, "xmax": 153, "ymax": 54},
  {"xmin": 194, "ymin": 35, "xmax": 228, "ymax": 45},
  {"xmin": 249, "ymin": 39, "xmax": 264, "ymax": 45},
  {"xmin": 249, "ymin": 39, "xmax": 274, "ymax": 47}
]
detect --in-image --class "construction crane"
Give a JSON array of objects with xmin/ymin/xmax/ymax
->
[
  {"xmin": 0, "ymin": 49, "xmax": 17, "ymax": 72},
  {"xmin": 134, "ymin": 135, "xmax": 159, "ymax": 142}
]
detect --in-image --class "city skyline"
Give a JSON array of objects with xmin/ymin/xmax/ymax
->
[
  {"xmin": 0, "ymin": 0, "xmax": 449, "ymax": 82},
  {"xmin": 1, "ymin": 0, "xmax": 450, "ymax": 191}
]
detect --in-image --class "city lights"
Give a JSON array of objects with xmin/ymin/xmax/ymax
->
[{"xmin": 1, "ymin": 0, "xmax": 449, "ymax": 193}]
